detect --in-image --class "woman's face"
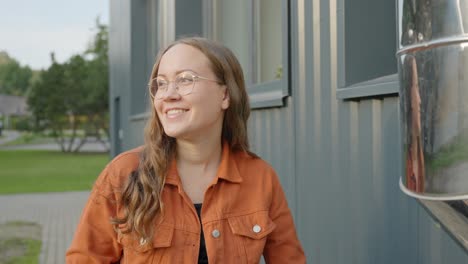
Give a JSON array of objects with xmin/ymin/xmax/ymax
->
[{"xmin": 154, "ymin": 44, "xmax": 229, "ymax": 141}]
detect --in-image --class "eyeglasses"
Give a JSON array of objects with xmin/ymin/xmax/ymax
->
[{"xmin": 148, "ymin": 71, "xmax": 220, "ymax": 99}]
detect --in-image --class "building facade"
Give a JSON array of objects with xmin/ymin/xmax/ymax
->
[
  {"xmin": 109, "ymin": 0, "xmax": 468, "ymax": 262},
  {"xmin": 0, "ymin": 94, "xmax": 28, "ymax": 129}
]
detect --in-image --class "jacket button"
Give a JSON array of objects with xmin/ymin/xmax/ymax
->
[
  {"xmin": 211, "ymin": 229, "xmax": 220, "ymax": 238},
  {"xmin": 253, "ymin": 224, "xmax": 262, "ymax": 233}
]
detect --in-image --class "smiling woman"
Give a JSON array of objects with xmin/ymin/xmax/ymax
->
[{"xmin": 66, "ymin": 37, "xmax": 305, "ymax": 264}]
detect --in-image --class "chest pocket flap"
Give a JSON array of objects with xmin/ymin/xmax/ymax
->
[
  {"xmin": 228, "ymin": 210, "xmax": 276, "ymax": 239},
  {"xmin": 118, "ymin": 224, "xmax": 174, "ymax": 253}
]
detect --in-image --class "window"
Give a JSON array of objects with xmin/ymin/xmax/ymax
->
[
  {"xmin": 175, "ymin": 0, "xmax": 203, "ymax": 37},
  {"xmin": 336, "ymin": 0, "xmax": 398, "ymax": 99},
  {"xmin": 130, "ymin": 0, "xmax": 160, "ymax": 117},
  {"xmin": 152, "ymin": 0, "xmax": 290, "ymax": 109},
  {"xmin": 256, "ymin": 1, "xmax": 283, "ymax": 84},
  {"xmin": 205, "ymin": 0, "xmax": 290, "ymax": 108}
]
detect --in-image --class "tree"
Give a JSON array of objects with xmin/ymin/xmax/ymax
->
[
  {"xmin": 0, "ymin": 52, "xmax": 33, "ymax": 96},
  {"xmin": 82, "ymin": 18, "xmax": 110, "ymax": 147},
  {"xmin": 27, "ymin": 19, "xmax": 110, "ymax": 153},
  {"xmin": 62, "ymin": 55, "xmax": 89, "ymax": 152},
  {"xmin": 0, "ymin": 51, "xmax": 10, "ymax": 64},
  {"xmin": 28, "ymin": 54, "xmax": 71, "ymax": 151}
]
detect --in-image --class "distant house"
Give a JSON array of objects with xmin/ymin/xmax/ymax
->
[{"xmin": 0, "ymin": 94, "xmax": 29, "ymax": 129}]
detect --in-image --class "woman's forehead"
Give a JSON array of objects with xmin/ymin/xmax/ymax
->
[{"xmin": 158, "ymin": 44, "xmax": 211, "ymax": 74}]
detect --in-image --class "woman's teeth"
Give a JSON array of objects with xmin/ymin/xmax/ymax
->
[{"xmin": 167, "ymin": 109, "xmax": 187, "ymax": 115}]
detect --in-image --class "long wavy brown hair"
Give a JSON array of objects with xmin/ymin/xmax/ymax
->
[{"xmin": 112, "ymin": 37, "xmax": 253, "ymax": 240}]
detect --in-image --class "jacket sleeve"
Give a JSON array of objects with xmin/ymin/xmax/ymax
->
[
  {"xmin": 66, "ymin": 165, "xmax": 123, "ymax": 264},
  {"xmin": 263, "ymin": 170, "xmax": 306, "ymax": 263}
]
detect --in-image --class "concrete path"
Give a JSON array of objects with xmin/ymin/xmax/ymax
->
[
  {"xmin": 0, "ymin": 140, "xmax": 109, "ymax": 152},
  {"xmin": 0, "ymin": 191, "xmax": 90, "ymax": 264},
  {"xmin": 0, "ymin": 132, "xmax": 109, "ymax": 153}
]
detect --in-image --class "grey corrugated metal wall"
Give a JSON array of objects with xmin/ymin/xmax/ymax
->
[
  {"xmin": 109, "ymin": 0, "xmax": 468, "ymax": 263},
  {"xmin": 248, "ymin": 0, "xmax": 468, "ymax": 263}
]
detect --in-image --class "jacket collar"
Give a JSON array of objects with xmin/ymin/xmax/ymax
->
[{"xmin": 164, "ymin": 142, "xmax": 243, "ymax": 186}]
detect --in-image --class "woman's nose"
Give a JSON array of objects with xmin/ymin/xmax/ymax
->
[{"xmin": 161, "ymin": 82, "xmax": 181, "ymax": 100}]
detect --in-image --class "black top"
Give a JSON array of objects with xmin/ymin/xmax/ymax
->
[{"xmin": 194, "ymin": 203, "xmax": 208, "ymax": 264}]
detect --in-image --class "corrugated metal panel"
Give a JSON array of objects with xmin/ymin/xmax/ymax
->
[
  {"xmin": 417, "ymin": 205, "xmax": 468, "ymax": 264},
  {"xmin": 249, "ymin": 0, "xmax": 468, "ymax": 263}
]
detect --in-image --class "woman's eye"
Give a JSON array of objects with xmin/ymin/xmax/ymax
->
[
  {"xmin": 177, "ymin": 75, "xmax": 194, "ymax": 85},
  {"xmin": 156, "ymin": 80, "xmax": 168, "ymax": 88}
]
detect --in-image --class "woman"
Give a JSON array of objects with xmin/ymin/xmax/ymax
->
[{"xmin": 66, "ymin": 37, "xmax": 305, "ymax": 263}]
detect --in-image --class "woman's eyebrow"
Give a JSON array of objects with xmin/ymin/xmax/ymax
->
[{"xmin": 157, "ymin": 69, "xmax": 196, "ymax": 77}]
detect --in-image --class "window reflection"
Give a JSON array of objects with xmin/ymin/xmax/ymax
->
[
  {"xmin": 214, "ymin": 0, "xmax": 282, "ymax": 85},
  {"xmin": 257, "ymin": 0, "xmax": 282, "ymax": 83}
]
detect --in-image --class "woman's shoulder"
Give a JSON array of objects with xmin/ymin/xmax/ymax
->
[
  {"xmin": 109, "ymin": 146, "xmax": 144, "ymax": 170},
  {"xmin": 93, "ymin": 146, "xmax": 144, "ymax": 192},
  {"xmin": 233, "ymin": 151, "xmax": 277, "ymax": 179}
]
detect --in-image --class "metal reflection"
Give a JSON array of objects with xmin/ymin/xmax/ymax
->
[
  {"xmin": 398, "ymin": 0, "xmax": 468, "ymax": 200},
  {"xmin": 399, "ymin": 45, "xmax": 468, "ymax": 200},
  {"xmin": 397, "ymin": 0, "xmax": 468, "ymax": 251}
]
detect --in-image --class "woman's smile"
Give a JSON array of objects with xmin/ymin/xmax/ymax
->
[{"xmin": 165, "ymin": 108, "xmax": 189, "ymax": 119}]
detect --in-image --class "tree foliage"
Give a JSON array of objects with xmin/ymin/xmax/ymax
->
[
  {"xmin": 84, "ymin": 19, "xmax": 109, "ymax": 139},
  {"xmin": 0, "ymin": 52, "xmax": 34, "ymax": 96},
  {"xmin": 27, "ymin": 19, "xmax": 109, "ymax": 152}
]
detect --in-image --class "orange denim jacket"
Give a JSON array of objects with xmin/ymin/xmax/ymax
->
[{"xmin": 66, "ymin": 144, "xmax": 306, "ymax": 263}]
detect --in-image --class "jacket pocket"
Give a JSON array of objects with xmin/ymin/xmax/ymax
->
[
  {"xmin": 118, "ymin": 224, "xmax": 174, "ymax": 263},
  {"xmin": 228, "ymin": 211, "xmax": 276, "ymax": 263}
]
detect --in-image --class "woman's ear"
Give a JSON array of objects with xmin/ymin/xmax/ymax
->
[{"xmin": 221, "ymin": 86, "xmax": 230, "ymax": 110}]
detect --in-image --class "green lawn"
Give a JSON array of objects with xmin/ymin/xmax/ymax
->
[{"xmin": 0, "ymin": 150, "xmax": 109, "ymax": 194}]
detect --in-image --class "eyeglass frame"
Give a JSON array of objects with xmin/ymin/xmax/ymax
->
[{"xmin": 148, "ymin": 71, "xmax": 221, "ymax": 99}]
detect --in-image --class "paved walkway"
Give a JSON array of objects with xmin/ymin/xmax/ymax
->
[
  {"xmin": 0, "ymin": 130, "xmax": 109, "ymax": 152},
  {"xmin": 0, "ymin": 140, "xmax": 109, "ymax": 152},
  {"xmin": 0, "ymin": 191, "xmax": 90, "ymax": 264}
]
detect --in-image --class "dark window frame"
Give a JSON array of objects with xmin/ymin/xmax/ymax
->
[
  {"xmin": 336, "ymin": 0, "xmax": 399, "ymax": 100},
  {"xmin": 132, "ymin": 0, "xmax": 291, "ymax": 116},
  {"xmin": 204, "ymin": 0, "xmax": 291, "ymax": 109}
]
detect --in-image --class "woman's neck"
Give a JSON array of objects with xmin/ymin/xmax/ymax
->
[{"xmin": 176, "ymin": 138, "xmax": 222, "ymax": 169}]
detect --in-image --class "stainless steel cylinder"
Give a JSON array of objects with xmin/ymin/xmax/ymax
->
[{"xmin": 397, "ymin": 0, "xmax": 468, "ymax": 200}]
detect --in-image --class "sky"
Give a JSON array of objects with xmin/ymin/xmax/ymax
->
[{"xmin": 0, "ymin": 0, "xmax": 109, "ymax": 70}]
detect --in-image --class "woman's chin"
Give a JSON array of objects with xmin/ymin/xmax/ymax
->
[
  {"xmin": 163, "ymin": 128, "xmax": 189, "ymax": 140},
  {"xmin": 164, "ymin": 131, "xmax": 181, "ymax": 139}
]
